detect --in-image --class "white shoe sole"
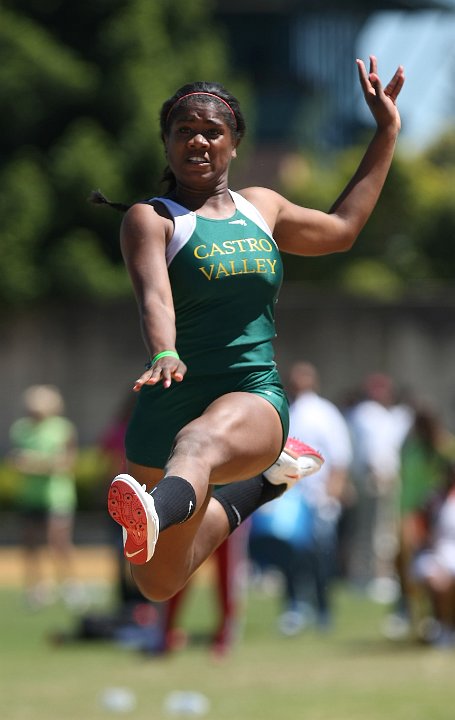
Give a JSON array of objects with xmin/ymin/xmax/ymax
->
[{"xmin": 264, "ymin": 444, "xmax": 324, "ymax": 487}]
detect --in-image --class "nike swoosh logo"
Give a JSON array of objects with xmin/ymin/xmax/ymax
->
[
  {"xmin": 125, "ymin": 548, "xmax": 144, "ymax": 558},
  {"xmin": 231, "ymin": 504, "xmax": 242, "ymax": 527}
]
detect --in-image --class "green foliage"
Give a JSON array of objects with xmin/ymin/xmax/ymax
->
[
  {"xmin": 48, "ymin": 230, "xmax": 131, "ymax": 299},
  {"xmin": 0, "ymin": 154, "xmax": 54, "ymax": 302},
  {"xmin": 425, "ymin": 128, "xmax": 455, "ymax": 169},
  {"xmin": 340, "ymin": 259, "xmax": 403, "ymax": 299},
  {"xmin": 0, "ymin": 462, "xmax": 20, "ymax": 508},
  {"xmin": 1, "ymin": 1, "xmax": 454, "ymax": 306},
  {"xmin": 0, "ymin": 446, "xmax": 111, "ymax": 511},
  {"xmin": 280, "ymin": 130, "xmax": 455, "ymax": 298},
  {"xmin": 0, "ymin": 8, "xmax": 96, "ymax": 150},
  {"xmin": 73, "ymin": 446, "xmax": 111, "ymax": 510},
  {"xmin": 0, "ymin": 0, "xmax": 237, "ymax": 307}
]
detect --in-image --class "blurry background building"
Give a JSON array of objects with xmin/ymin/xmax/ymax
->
[{"xmin": 215, "ymin": 0, "xmax": 455, "ymax": 179}]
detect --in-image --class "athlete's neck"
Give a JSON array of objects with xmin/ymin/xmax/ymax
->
[{"xmin": 169, "ymin": 185, "xmax": 235, "ymax": 219}]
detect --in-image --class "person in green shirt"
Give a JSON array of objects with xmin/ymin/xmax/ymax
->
[
  {"xmin": 384, "ymin": 407, "xmax": 452, "ymax": 639},
  {"xmin": 9, "ymin": 385, "xmax": 78, "ymax": 608}
]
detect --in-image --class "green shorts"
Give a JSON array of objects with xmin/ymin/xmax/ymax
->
[{"xmin": 125, "ymin": 367, "xmax": 289, "ymax": 469}]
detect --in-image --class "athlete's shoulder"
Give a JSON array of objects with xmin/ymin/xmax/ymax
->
[
  {"xmin": 237, "ymin": 186, "xmax": 284, "ymax": 204},
  {"xmin": 125, "ymin": 198, "xmax": 175, "ymax": 222},
  {"xmin": 234, "ymin": 187, "xmax": 285, "ymax": 234},
  {"xmin": 119, "ymin": 200, "xmax": 175, "ymax": 253},
  {"xmin": 121, "ymin": 199, "xmax": 173, "ymax": 236}
]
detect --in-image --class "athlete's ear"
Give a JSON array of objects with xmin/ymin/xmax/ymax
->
[{"xmin": 232, "ymin": 135, "xmax": 242, "ymax": 157}]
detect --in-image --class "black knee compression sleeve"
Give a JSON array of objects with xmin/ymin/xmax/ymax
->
[
  {"xmin": 213, "ymin": 476, "xmax": 286, "ymax": 533},
  {"xmin": 150, "ymin": 475, "xmax": 196, "ymax": 531}
]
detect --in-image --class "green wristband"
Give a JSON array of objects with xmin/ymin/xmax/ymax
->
[{"xmin": 150, "ymin": 350, "xmax": 180, "ymax": 364}]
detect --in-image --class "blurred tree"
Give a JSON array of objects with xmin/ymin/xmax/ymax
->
[
  {"xmin": 0, "ymin": 0, "xmax": 237, "ymax": 306},
  {"xmin": 1, "ymin": 1, "xmax": 453, "ymax": 306},
  {"xmin": 412, "ymin": 130, "xmax": 455, "ymax": 285},
  {"xmin": 279, "ymin": 128, "xmax": 455, "ymax": 298}
]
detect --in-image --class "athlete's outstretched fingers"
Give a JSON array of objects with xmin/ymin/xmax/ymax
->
[
  {"xmin": 384, "ymin": 66, "xmax": 405, "ymax": 103},
  {"xmin": 133, "ymin": 358, "xmax": 186, "ymax": 391}
]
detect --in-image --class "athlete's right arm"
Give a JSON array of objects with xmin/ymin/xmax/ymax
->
[{"xmin": 120, "ymin": 202, "xmax": 187, "ymax": 390}]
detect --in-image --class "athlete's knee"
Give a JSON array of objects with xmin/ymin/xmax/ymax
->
[
  {"xmin": 132, "ymin": 569, "xmax": 185, "ymax": 603},
  {"xmin": 173, "ymin": 423, "xmax": 221, "ymax": 464}
]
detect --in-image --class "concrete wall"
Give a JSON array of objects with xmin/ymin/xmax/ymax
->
[{"xmin": 2, "ymin": 284, "xmax": 455, "ymax": 453}]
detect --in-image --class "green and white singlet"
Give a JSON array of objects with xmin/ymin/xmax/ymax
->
[{"xmin": 125, "ymin": 190, "xmax": 289, "ymax": 468}]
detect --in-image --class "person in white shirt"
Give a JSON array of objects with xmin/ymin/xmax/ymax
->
[
  {"xmin": 346, "ymin": 373, "xmax": 413, "ymax": 601},
  {"xmin": 287, "ymin": 361, "xmax": 354, "ymax": 628}
]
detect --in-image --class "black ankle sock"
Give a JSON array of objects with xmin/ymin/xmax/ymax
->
[
  {"xmin": 150, "ymin": 475, "xmax": 196, "ymax": 531},
  {"xmin": 213, "ymin": 476, "xmax": 286, "ymax": 533}
]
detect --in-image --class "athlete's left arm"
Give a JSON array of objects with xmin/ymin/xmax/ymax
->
[{"xmin": 244, "ymin": 57, "xmax": 404, "ymax": 257}]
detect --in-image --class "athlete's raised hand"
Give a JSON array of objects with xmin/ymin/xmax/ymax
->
[{"xmin": 357, "ymin": 55, "xmax": 404, "ymax": 132}]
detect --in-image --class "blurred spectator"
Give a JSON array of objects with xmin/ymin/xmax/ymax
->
[
  {"xmin": 8, "ymin": 385, "xmax": 78, "ymax": 609},
  {"xmin": 49, "ymin": 392, "xmax": 162, "ymax": 648},
  {"xmin": 410, "ymin": 463, "xmax": 455, "ymax": 648},
  {"xmin": 383, "ymin": 409, "xmax": 455, "ymax": 643},
  {"xmin": 249, "ymin": 483, "xmax": 316, "ymax": 635},
  {"xmin": 98, "ymin": 391, "xmax": 140, "ymax": 606},
  {"xmin": 288, "ymin": 361, "xmax": 354, "ymax": 628},
  {"xmin": 99, "ymin": 393, "xmax": 134, "ymax": 478},
  {"xmin": 249, "ymin": 361, "xmax": 353, "ymax": 634},
  {"xmin": 390, "ymin": 408, "xmax": 451, "ymax": 635},
  {"xmin": 162, "ymin": 522, "xmax": 250, "ymax": 657},
  {"xmin": 346, "ymin": 373, "xmax": 413, "ymax": 602}
]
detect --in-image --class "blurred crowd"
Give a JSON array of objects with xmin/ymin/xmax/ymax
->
[
  {"xmin": 5, "ymin": 366, "xmax": 455, "ymax": 653},
  {"xmin": 251, "ymin": 363, "xmax": 455, "ymax": 650},
  {"xmin": 249, "ymin": 364, "xmax": 455, "ymax": 650}
]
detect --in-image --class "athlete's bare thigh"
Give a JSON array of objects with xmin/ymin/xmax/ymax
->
[
  {"xmin": 167, "ymin": 391, "xmax": 284, "ymax": 488},
  {"xmin": 126, "ymin": 391, "xmax": 283, "ymax": 493},
  {"xmin": 123, "ymin": 391, "xmax": 283, "ymax": 599}
]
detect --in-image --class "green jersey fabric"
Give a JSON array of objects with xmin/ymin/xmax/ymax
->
[
  {"xmin": 125, "ymin": 191, "xmax": 289, "ymax": 469},
  {"xmin": 10, "ymin": 415, "xmax": 77, "ymax": 514},
  {"xmin": 153, "ymin": 190, "xmax": 283, "ymax": 376}
]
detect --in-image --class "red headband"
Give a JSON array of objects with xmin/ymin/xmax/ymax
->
[{"xmin": 166, "ymin": 92, "xmax": 237, "ymax": 129}]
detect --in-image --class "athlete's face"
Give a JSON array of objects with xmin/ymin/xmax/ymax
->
[{"xmin": 164, "ymin": 103, "xmax": 237, "ymax": 189}]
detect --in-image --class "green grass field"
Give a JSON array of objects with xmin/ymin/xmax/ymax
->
[{"xmin": 0, "ymin": 578, "xmax": 453, "ymax": 720}]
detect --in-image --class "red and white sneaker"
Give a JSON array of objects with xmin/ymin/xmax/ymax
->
[
  {"xmin": 108, "ymin": 474, "xmax": 159, "ymax": 565},
  {"xmin": 264, "ymin": 437, "xmax": 324, "ymax": 488}
]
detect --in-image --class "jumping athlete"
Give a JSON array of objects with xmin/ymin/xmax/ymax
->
[{"xmin": 94, "ymin": 55, "xmax": 404, "ymax": 602}]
